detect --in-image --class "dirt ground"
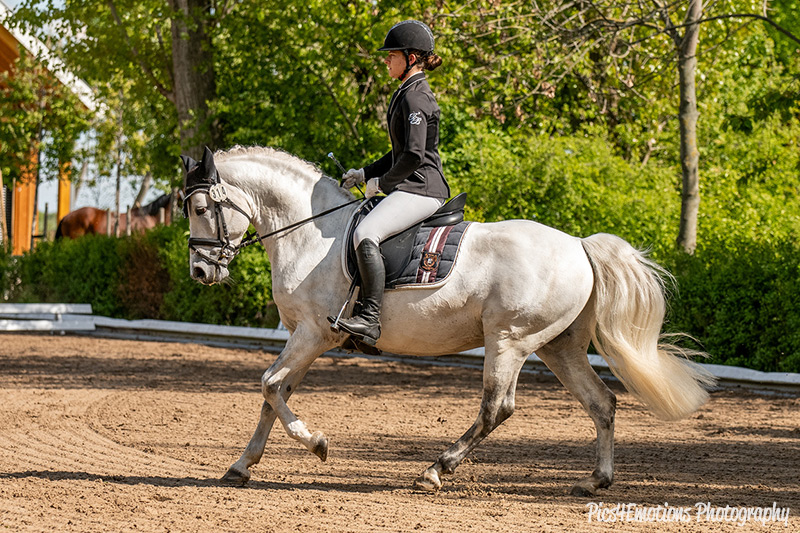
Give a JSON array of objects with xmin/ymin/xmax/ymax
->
[{"xmin": 0, "ymin": 333, "xmax": 797, "ymax": 532}]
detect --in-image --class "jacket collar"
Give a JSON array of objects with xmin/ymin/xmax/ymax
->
[
  {"xmin": 388, "ymin": 72, "xmax": 426, "ymax": 118},
  {"xmin": 400, "ymin": 71, "xmax": 425, "ymax": 88}
]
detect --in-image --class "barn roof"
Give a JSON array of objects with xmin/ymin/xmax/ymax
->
[{"xmin": 0, "ymin": 0, "xmax": 96, "ymax": 111}]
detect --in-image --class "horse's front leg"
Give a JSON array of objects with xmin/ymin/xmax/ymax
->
[
  {"xmin": 222, "ymin": 400, "xmax": 278, "ymax": 485},
  {"xmin": 222, "ymin": 327, "xmax": 332, "ymax": 485},
  {"xmin": 262, "ymin": 358, "xmax": 330, "ymax": 461}
]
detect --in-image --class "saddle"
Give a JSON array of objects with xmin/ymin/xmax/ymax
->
[
  {"xmin": 335, "ymin": 193, "xmax": 469, "ymax": 356},
  {"xmin": 344, "ymin": 192, "xmax": 468, "ymax": 287}
]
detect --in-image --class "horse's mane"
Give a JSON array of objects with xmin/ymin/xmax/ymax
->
[{"xmin": 216, "ymin": 145, "xmax": 338, "ymax": 186}]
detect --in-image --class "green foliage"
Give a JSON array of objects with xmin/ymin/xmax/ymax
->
[
  {"xmin": 0, "ymin": 50, "xmax": 91, "ymax": 184},
  {"xmin": 443, "ymin": 121, "xmax": 678, "ymax": 254},
  {"xmin": 667, "ymin": 238, "xmax": 800, "ymax": 373},
  {"xmin": 212, "ymin": 0, "xmax": 398, "ymax": 170},
  {"xmin": 11, "ymin": 0, "xmax": 185, "ymax": 189},
  {"xmin": 0, "ymin": 222, "xmax": 276, "ymax": 328},
  {"xmin": 156, "ymin": 222, "xmax": 276, "ymax": 327},
  {"xmin": 9, "ymin": 235, "xmax": 125, "ymax": 316},
  {"xmin": 3, "ymin": 0, "xmax": 800, "ymax": 373}
]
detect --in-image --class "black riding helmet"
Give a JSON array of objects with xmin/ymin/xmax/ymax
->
[{"xmin": 379, "ymin": 20, "xmax": 435, "ymax": 53}]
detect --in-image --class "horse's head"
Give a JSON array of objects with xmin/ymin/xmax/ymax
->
[{"xmin": 181, "ymin": 147, "xmax": 254, "ymax": 285}]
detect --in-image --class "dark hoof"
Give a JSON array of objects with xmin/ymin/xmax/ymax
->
[
  {"xmin": 220, "ymin": 466, "xmax": 250, "ymax": 487},
  {"xmin": 311, "ymin": 431, "xmax": 328, "ymax": 462},
  {"xmin": 570, "ymin": 485, "xmax": 594, "ymax": 497}
]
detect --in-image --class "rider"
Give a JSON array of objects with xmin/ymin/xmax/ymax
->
[{"xmin": 338, "ymin": 19, "xmax": 451, "ymax": 346}]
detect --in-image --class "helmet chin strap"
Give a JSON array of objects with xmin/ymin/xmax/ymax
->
[{"xmin": 399, "ymin": 50, "xmax": 415, "ymax": 81}]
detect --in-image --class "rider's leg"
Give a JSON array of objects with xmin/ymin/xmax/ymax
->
[
  {"xmin": 352, "ymin": 191, "xmax": 445, "ymax": 247},
  {"xmin": 338, "ymin": 191, "xmax": 444, "ymax": 344},
  {"xmin": 337, "ymin": 239, "xmax": 384, "ymax": 345}
]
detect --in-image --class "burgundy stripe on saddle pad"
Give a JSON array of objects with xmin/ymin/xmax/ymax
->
[
  {"xmin": 389, "ymin": 221, "xmax": 472, "ymax": 289},
  {"xmin": 416, "ymin": 225, "xmax": 455, "ymax": 283}
]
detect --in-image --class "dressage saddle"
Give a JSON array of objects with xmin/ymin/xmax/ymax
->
[
  {"xmin": 344, "ymin": 192, "xmax": 467, "ymax": 287},
  {"xmin": 333, "ymin": 193, "xmax": 466, "ymax": 355}
]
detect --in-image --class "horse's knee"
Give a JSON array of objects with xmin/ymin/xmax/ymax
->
[
  {"xmin": 479, "ymin": 397, "xmax": 515, "ymax": 430},
  {"xmin": 496, "ymin": 397, "xmax": 515, "ymax": 426},
  {"xmin": 261, "ymin": 371, "xmax": 283, "ymax": 402}
]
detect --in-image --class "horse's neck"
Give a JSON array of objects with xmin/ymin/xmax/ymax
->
[{"xmin": 228, "ymin": 159, "xmax": 353, "ymax": 288}]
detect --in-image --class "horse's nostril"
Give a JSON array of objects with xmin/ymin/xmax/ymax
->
[{"xmin": 193, "ymin": 266, "xmax": 206, "ymax": 280}]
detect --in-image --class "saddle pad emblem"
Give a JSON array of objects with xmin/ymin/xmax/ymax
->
[{"xmin": 420, "ymin": 252, "xmax": 440, "ymax": 272}]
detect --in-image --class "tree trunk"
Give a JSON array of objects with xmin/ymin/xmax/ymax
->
[
  {"xmin": 675, "ymin": 0, "xmax": 703, "ymax": 254},
  {"xmin": 169, "ymin": 0, "xmax": 219, "ymax": 160},
  {"xmin": 133, "ymin": 171, "xmax": 152, "ymax": 208}
]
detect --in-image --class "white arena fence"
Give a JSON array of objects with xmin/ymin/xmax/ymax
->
[{"xmin": 1, "ymin": 303, "xmax": 798, "ymax": 394}]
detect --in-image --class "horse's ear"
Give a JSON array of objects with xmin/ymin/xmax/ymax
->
[
  {"xmin": 180, "ymin": 155, "xmax": 198, "ymax": 173},
  {"xmin": 201, "ymin": 146, "xmax": 217, "ymax": 181}
]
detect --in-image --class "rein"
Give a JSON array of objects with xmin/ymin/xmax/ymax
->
[{"xmin": 237, "ymin": 198, "xmax": 361, "ymax": 250}]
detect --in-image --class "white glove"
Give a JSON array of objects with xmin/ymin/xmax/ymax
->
[
  {"xmin": 341, "ymin": 168, "xmax": 365, "ymax": 189},
  {"xmin": 365, "ymin": 177, "xmax": 382, "ymax": 198}
]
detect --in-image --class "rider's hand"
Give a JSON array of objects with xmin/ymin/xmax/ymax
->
[
  {"xmin": 365, "ymin": 178, "xmax": 382, "ymax": 198},
  {"xmin": 341, "ymin": 168, "xmax": 365, "ymax": 189}
]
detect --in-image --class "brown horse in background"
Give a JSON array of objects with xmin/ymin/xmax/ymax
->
[{"xmin": 55, "ymin": 192, "xmax": 175, "ymax": 239}]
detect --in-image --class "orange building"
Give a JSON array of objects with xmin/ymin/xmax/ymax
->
[{"xmin": 0, "ymin": 0, "xmax": 95, "ymax": 254}]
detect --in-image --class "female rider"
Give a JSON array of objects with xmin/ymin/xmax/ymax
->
[{"xmin": 338, "ymin": 20, "xmax": 450, "ymax": 346}]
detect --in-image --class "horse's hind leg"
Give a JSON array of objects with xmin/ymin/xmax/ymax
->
[
  {"xmin": 536, "ymin": 310, "xmax": 617, "ymax": 496},
  {"xmin": 414, "ymin": 335, "xmax": 529, "ymax": 491}
]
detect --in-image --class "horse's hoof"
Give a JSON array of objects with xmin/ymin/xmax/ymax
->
[
  {"xmin": 413, "ymin": 468, "xmax": 442, "ymax": 492},
  {"xmin": 311, "ymin": 431, "xmax": 328, "ymax": 462},
  {"xmin": 220, "ymin": 466, "xmax": 250, "ymax": 487},
  {"xmin": 569, "ymin": 483, "xmax": 595, "ymax": 497}
]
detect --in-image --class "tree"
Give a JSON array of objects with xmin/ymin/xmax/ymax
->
[
  {"xmin": 212, "ymin": 0, "xmax": 394, "ymax": 166},
  {"xmin": 10, "ymin": 0, "xmax": 221, "ymax": 168},
  {"xmin": 437, "ymin": 0, "xmax": 799, "ymax": 253},
  {"xmin": 0, "ymin": 49, "xmax": 90, "ymax": 186}
]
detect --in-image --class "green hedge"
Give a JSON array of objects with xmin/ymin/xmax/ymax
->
[
  {"xmin": 666, "ymin": 239, "xmax": 800, "ymax": 373},
  {"xmin": 441, "ymin": 128, "xmax": 800, "ymax": 373},
  {"xmin": 1, "ymin": 220, "xmax": 278, "ymax": 328}
]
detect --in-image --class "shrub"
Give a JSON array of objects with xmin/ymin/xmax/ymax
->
[
  {"xmin": 443, "ymin": 126, "xmax": 678, "ymax": 256},
  {"xmin": 666, "ymin": 237, "xmax": 800, "ymax": 373},
  {"xmin": 1, "ymin": 220, "xmax": 277, "ymax": 328}
]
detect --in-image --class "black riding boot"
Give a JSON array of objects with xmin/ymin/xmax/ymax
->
[{"xmin": 338, "ymin": 239, "xmax": 384, "ymax": 346}]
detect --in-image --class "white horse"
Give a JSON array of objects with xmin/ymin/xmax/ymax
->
[{"xmin": 182, "ymin": 145, "xmax": 714, "ymax": 496}]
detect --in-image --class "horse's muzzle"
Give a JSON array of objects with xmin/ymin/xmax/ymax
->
[{"xmin": 190, "ymin": 258, "xmax": 229, "ymax": 285}]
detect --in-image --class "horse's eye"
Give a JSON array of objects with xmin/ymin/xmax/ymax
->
[{"xmin": 195, "ymin": 206, "xmax": 208, "ymax": 216}]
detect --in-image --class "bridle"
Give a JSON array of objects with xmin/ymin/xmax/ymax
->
[
  {"xmin": 184, "ymin": 175, "xmax": 360, "ymax": 268},
  {"xmin": 183, "ymin": 180, "xmax": 251, "ymax": 268}
]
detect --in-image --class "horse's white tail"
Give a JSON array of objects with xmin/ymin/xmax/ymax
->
[{"xmin": 581, "ymin": 233, "xmax": 715, "ymax": 421}]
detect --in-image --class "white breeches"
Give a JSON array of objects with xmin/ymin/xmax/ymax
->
[{"xmin": 353, "ymin": 191, "xmax": 445, "ymax": 247}]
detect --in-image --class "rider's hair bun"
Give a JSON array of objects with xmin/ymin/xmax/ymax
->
[{"xmin": 423, "ymin": 53, "xmax": 442, "ymax": 71}]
